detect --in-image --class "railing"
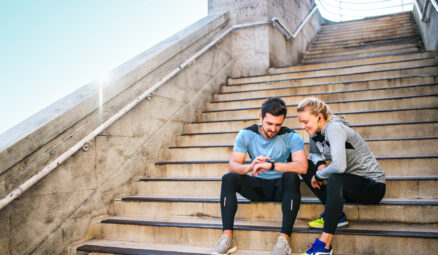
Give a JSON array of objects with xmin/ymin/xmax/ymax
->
[
  {"xmin": 0, "ymin": 5, "xmax": 320, "ymax": 211},
  {"xmin": 316, "ymin": 0, "xmax": 414, "ymax": 22},
  {"xmin": 414, "ymin": 0, "xmax": 438, "ymax": 22}
]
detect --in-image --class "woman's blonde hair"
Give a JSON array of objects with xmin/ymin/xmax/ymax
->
[{"xmin": 297, "ymin": 97, "xmax": 333, "ymax": 121}]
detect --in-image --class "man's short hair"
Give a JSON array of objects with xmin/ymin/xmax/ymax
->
[{"xmin": 261, "ymin": 97, "xmax": 287, "ymax": 118}]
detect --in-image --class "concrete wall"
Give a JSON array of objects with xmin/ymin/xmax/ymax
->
[
  {"xmin": 413, "ymin": 0, "xmax": 438, "ymax": 51},
  {"xmin": 209, "ymin": 0, "xmax": 326, "ymax": 77},
  {"xmin": 0, "ymin": 12, "xmax": 233, "ymax": 255}
]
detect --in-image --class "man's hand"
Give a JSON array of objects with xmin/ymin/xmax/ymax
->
[{"xmin": 252, "ymin": 161, "xmax": 271, "ymax": 176}]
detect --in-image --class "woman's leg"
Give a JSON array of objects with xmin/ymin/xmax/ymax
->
[
  {"xmin": 323, "ymin": 173, "xmax": 386, "ymax": 234},
  {"xmin": 301, "ymin": 160, "xmax": 327, "ymax": 203}
]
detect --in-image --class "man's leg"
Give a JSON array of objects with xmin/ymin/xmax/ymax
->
[
  {"xmin": 275, "ymin": 172, "xmax": 301, "ymax": 236},
  {"xmin": 220, "ymin": 172, "xmax": 266, "ymax": 232}
]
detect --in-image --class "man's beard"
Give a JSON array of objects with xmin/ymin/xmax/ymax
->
[{"xmin": 262, "ymin": 126, "xmax": 277, "ymax": 139}]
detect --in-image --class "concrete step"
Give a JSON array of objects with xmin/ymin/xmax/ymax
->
[
  {"xmin": 176, "ymin": 122, "xmax": 438, "ymax": 145},
  {"xmin": 154, "ymin": 156, "xmax": 438, "ymax": 178},
  {"xmin": 307, "ymin": 36, "xmax": 419, "ymax": 52},
  {"xmin": 269, "ymin": 52, "xmax": 437, "ymax": 74},
  {"xmin": 199, "ymin": 95, "xmax": 438, "ymax": 121},
  {"xmin": 319, "ymin": 19, "xmax": 414, "ymax": 36},
  {"xmin": 302, "ymin": 47, "xmax": 421, "ymax": 64},
  {"xmin": 226, "ymin": 65, "xmax": 438, "ymax": 87},
  {"xmin": 73, "ymin": 239, "xmax": 275, "ymax": 255},
  {"xmin": 310, "ymin": 32, "xmax": 418, "ymax": 48},
  {"xmin": 304, "ymin": 45, "xmax": 420, "ymax": 61},
  {"xmin": 210, "ymin": 84, "xmax": 438, "ymax": 109},
  {"xmin": 228, "ymin": 58, "xmax": 438, "ymax": 85},
  {"xmin": 91, "ymin": 216, "xmax": 438, "ymax": 254},
  {"xmin": 164, "ymin": 138, "xmax": 438, "ymax": 161},
  {"xmin": 218, "ymin": 75, "xmax": 437, "ymax": 96},
  {"xmin": 315, "ymin": 24, "xmax": 416, "ymax": 40},
  {"xmin": 319, "ymin": 13, "xmax": 412, "ymax": 31},
  {"xmin": 115, "ymin": 197, "xmax": 438, "ymax": 224},
  {"xmin": 185, "ymin": 108, "xmax": 438, "ymax": 133},
  {"xmin": 132, "ymin": 176, "xmax": 438, "ymax": 199},
  {"xmin": 304, "ymin": 43, "xmax": 420, "ymax": 58}
]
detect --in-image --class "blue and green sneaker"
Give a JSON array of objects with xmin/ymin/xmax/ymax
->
[
  {"xmin": 308, "ymin": 212, "xmax": 349, "ymax": 229},
  {"xmin": 302, "ymin": 238, "xmax": 333, "ymax": 255}
]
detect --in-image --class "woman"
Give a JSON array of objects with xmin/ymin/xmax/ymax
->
[{"xmin": 297, "ymin": 97, "xmax": 386, "ymax": 255}]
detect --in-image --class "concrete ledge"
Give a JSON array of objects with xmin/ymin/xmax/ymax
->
[{"xmin": 0, "ymin": 11, "xmax": 230, "ymax": 175}]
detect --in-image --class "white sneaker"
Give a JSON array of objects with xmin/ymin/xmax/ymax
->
[
  {"xmin": 211, "ymin": 233, "xmax": 237, "ymax": 255},
  {"xmin": 271, "ymin": 235, "xmax": 291, "ymax": 255}
]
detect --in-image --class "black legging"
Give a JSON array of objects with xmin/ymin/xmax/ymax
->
[
  {"xmin": 220, "ymin": 171, "xmax": 301, "ymax": 236},
  {"xmin": 301, "ymin": 160, "xmax": 386, "ymax": 234}
]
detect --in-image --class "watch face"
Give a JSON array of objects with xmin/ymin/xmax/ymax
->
[{"xmin": 267, "ymin": 159, "xmax": 275, "ymax": 163}]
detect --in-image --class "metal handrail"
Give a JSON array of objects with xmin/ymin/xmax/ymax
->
[
  {"xmin": 271, "ymin": 4, "xmax": 319, "ymax": 40},
  {"xmin": 0, "ymin": 10, "xmax": 321, "ymax": 211},
  {"xmin": 414, "ymin": 0, "xmax": 438, "ymax": 22}
]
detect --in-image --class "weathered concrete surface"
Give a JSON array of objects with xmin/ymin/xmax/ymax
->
[
  {"xmin": 210, "ymin": 0, "xmax": 325, "ymax": 76},
  {"xmin": 0, "ymin": 13, "xmax": 232, "ymax": 255},
  {"xmin": 413, "ymin": 0, "xmax": 438, "ymax": 51}
]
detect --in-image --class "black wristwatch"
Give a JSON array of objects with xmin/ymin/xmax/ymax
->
[
  {"xmin": 315, "ymin": 171, "xmax": 325, "ymax": 181},
  {"xmin": 268, "ymin": 159, "xmax": 275, "ymax": 170}
]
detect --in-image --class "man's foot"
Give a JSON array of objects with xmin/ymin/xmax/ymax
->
[
  {"xmin": 301, "ymin": 238, "xmax": 333, "ymax": 255},
  {"xmin": 271, "ymin": 235, "xmax": 291, "ymax": 255},
  {"xmin": 211, "ymin": 233, "xmax": 237, "ymax": 255},
  {"xmin": 308, "ymin": 212, "xmax": 348, "ymax": 229}
]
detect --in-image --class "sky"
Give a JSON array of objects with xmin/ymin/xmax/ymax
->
[{"xmin": 0, "ymin": 0, "xmax": 207, "ymax": 135}]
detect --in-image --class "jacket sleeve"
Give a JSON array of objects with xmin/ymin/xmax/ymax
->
[
  {"xmin": 316, "ymin": 123, "xmax": 348, "ymax": 179},
  {"xmin": 309, "ymin": 136, "xmax": 326, "ymax": 167}
]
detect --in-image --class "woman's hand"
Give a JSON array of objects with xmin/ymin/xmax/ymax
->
[{"xmin": 311, "ymin": 175, "xmax": 326, "ymax": 189}]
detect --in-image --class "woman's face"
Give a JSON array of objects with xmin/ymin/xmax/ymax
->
[{"xmin": 297, "ymin": 110, "xmax": 320, "ymax": 135}]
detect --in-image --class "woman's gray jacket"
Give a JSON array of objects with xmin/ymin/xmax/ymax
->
[{"xmin": 310, "ymin": 115, "xmax": 386, "ymax": 184}]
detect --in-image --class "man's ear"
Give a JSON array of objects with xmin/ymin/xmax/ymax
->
[{"xmin": 259, "ymin": 113, "xmax": 263, "ymax": 122}]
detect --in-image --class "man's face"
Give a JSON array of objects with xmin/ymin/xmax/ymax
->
[{"xmin": 259, "ymin": 112, "xmax": 285, "ymax": 139}]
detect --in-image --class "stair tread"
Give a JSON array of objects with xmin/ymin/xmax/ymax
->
[
  {"xmin": 76, "ymin": 239, "xmax": 290, "ymax": 255},
  {"xmin": 119, "ymin": 195, "xmax": 438, "ymax": 205},
  {"xmin": 270, "ymin": 51, "xmax": 437, "ymax": 71},
  {"xmin": 136, "ymin": 176, "xmax": 438, "ymax": 182},
  {"xmin": 99, "ymin": 216, "xmax": 438, "ymax": 237},
  {"xmin": 227, "ymin": 64, "xmax": 438, "ymax": 86}
]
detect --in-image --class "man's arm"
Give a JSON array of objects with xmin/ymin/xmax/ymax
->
[
  {"xmin": 253, "ymin": 150, "xmax": 308, "ymax": 175},
  {"xmin": 228, "ymin": 151, "xmax": 270, "ymax": 175}
]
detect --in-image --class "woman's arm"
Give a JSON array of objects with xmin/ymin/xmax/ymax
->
[{"xmin": 315, "ymin": 123, "xmax": 348, "ymax": 180}]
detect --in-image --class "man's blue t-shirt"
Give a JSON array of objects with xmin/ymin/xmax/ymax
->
[{"xmin": 233, "ymin": 124, "xmax": 305, "ymax": 179}]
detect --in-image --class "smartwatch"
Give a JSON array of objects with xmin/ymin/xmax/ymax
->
[{"xmin": 267, "ymin": 159, "xmax": 275, "ymax": 170}]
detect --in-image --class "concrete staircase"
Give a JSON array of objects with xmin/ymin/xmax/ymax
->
[{"xmin": 72, "ymin": 12, "xmax": 438, "ymax": 255}]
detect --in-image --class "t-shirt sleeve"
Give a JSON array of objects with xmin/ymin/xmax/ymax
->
[
  {"xmin": 289, "ymin": 133, "xmax": 305, "ymax": 154},
  {"xmin": 233, "ymin": 130, "xmax": 249, "ymax": 154}
]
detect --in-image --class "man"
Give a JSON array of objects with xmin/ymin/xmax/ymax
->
[{"xmin": 211, "ymin": 97, "xmax": 308, "ymax": 255}]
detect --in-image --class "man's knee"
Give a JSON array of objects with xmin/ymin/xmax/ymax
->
[
  {"xmin": 222, "ymin": 172, "xmax": 241, "ymax": 186},
  {"xmin": 282, "ymin": 172, "xmax": 300, "ymax": 189}
]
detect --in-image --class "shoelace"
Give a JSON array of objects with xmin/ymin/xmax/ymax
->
[
  {"xmin": 276, "ymin": 238, "xmax": 289, "ymax": 251},
  {"xmin": 218, "ymin": 235, "xmax": 230, "ymax": 247},
  {"xmin": 306, "ymin": 242, "xmax": 318, "ymax": 253}
]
